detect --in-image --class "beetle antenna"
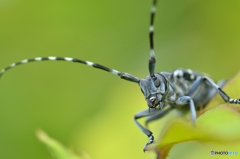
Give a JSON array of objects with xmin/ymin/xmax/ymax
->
[
  {"xmin": 0, "ymin": 57, "xmax": 140, "ymax": 83},
  {"xmin": 149, "ymin": 0, "xmax": 157, "ymax": 78}
]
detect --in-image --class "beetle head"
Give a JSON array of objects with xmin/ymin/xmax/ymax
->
[{"xmin": 139, "ymin": 74, "xmax": 166, "ymax": 108}]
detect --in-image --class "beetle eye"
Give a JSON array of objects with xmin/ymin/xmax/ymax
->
[{"xmin": 154, "ymin": 79, "xmax": 160, "ymax": 87}]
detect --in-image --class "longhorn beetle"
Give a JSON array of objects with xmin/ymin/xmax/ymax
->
[{"xmin": 1, "ymin": 0, "xmax": 240, "ymax": 152}]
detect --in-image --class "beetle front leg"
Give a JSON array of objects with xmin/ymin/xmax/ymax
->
[
  {"xmin": 134, "ymin": 108, "xmax": 163, "ymax": 152},
  {"xmin": 145, "ymin": 106, "xmax": 172, "ymax": 128},
  {"xmin": 176, "ymin": 96, "xmax": 197, "ymax": 125}
]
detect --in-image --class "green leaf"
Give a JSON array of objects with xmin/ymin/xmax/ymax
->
[
  {"xmin": 147, "ymin": 72, "xmax": 240, "ymax": 159},
  {"xmin": 36, "ymin": 130, "xmax": 89, "ymax": 159}
]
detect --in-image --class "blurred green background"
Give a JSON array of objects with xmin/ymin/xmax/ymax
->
[{"xmin": 0, "ymin": 0, "xmax": 240, "ymax": 159}]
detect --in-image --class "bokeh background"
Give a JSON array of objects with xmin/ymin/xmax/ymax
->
[{"xmin": 0, "ymin": 0, "xmax": 240, "ymax": 159}]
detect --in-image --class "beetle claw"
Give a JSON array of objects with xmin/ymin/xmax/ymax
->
[{"xmin": 143, "ymin": 135, "xmax": 154, "ymax": 152}]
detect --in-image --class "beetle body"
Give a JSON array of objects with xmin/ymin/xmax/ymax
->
[{"xmin": 140, "ymin": 69, "xmax": 215, "ymax": 109}]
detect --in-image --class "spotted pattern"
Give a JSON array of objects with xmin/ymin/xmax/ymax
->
[
  {"xmin": 229, "ymin": 98, "xmax": 240, "ymax": 104},
  {"xmin": 173, "ymin": 69, "xmax": 197, "ymax": 81}
]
